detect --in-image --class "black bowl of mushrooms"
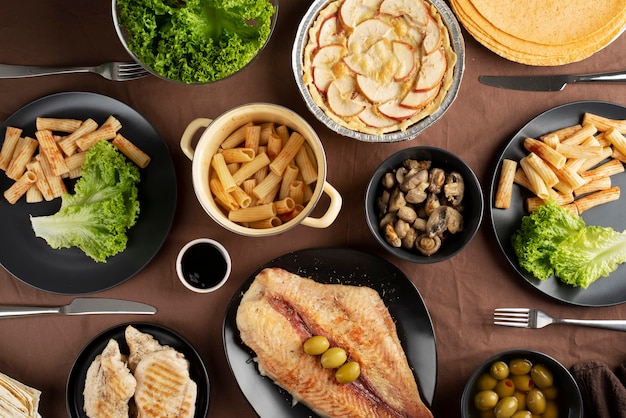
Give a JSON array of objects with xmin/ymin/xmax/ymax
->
[{"xmin": 365, "ymin": 146, "xmax": 483, "ymax": 263}]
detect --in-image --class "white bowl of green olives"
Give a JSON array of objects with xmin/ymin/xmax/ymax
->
[{"xmin": 461, "ymin": 350, "xmax": 583, "ymax": 418}]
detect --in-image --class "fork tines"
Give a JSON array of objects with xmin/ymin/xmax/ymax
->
[{"xmin": 493, "ymin": 308, "xmax": 530, "ymax": 327}]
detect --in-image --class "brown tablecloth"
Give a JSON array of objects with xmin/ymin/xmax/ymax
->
[{"xmin": 1, "ymin": 1, "xmax": 626, "ymax": 417}]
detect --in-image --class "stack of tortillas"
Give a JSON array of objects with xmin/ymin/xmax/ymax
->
[
  {"xmin": 450, "ymin": 0, "xmax": 626, "ymax": 65},
  {"xmin": 0, "ymin": 372, "xmax": 41, "ymax": 418}
]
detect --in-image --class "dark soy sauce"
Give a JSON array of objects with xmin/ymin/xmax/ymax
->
[{"xmin": 181, "ymin": 242, "xmax": 227, "ymax": 289}]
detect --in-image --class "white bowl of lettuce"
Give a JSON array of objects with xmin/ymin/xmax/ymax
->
[{"xmin": 112, "ymin": 0, "xmax": 278, "ymax": 84}]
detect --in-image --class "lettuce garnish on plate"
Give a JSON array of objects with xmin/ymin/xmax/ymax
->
[
  {"xmin": 116, "ymin": 0, "xmax": 275, "ymax": 84},
  {"xmin": 30, "ymin": 141, "xmax": 140, "ymax": 263},
  {"xmin": 511, "ymin": 199, "xmax": 626, "ymax": 288}
]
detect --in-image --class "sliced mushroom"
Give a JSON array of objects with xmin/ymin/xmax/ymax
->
[
  {"xmin": 384, "ymin": 223, "xmax": 401, "ymax": 247},
  {"xmin": 412, "ymin": 217, "xmax": 427, "ymax": 232},
  {"xmin": 400, "ymin": 171, "xmax": 424, "ymax": 192},
  {"xmin": 377, "ymin": 190, "xmax": 390, "ymax": 215},
  {"xmin": 397, "ymin": 205, "xmax": 417, "ymax": 223},
  {"xmin": 424, "ymin": 192, "xmax": 440, "ymax": 216},
  {"xmin": 405, "ymin": 182, "xmax": 428, "ymax": 204},
  {"xmin": 387, "ymin": 188, "xmax": 406, "ymax": 213},
  {"xmin": 426, "ymin": 205, "xmax": 448, "ymax": 237},
  {"xmin": 415, "ymin": 233, "xmax": 441, "ymax": 256},
  {"xmin": 426, "ymin": 206, "xmax": 464, "ymax": 237},
  {"xmin": 446, "ymin": 206, "xmax": 464, "ymax": 234},
  {"xmin": 395, "ymin": 167, "xmax": 408, "ymax": 184},
  {"xmin": 382, "ymin": 172, "xmax": 396, "ymax": 189},
  {"xmin": 401, "ymin": 228, "xmax": 418, "ymax": 249},
  {"xmin": 444, "ymin": 171, "xmax": 465, "ymax": 207},
  {"xmin": 404, "ymin": 159, "xmax": 431, "ymax": 171},
  {"xmin": 428, "ymin": 167, "xmax": 446, "ymax": 194},
  {"xmin": 394, "ymin": 219, "xmax": 411, "ymax": 239},
  {"xmin": 379, "ymin": 212, "xmax": 397, "ymax": 229}
]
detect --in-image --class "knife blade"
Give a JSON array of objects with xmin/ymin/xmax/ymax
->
[
  {"xmin": 0, "ymin": 298, "xmax": 157, "ymax": 318},
  {"xmin": 479, "ymin": 70, "xmax": 626, "ymax": 91}
]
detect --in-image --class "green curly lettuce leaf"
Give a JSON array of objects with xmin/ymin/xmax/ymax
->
[
  {"xmin": 117, "ymin": 0, "xmax": 275, "ymax": 83},
  {"xmin": 511, "ymin": 199, "xmax": 585, "ymax": 280},
  {"xmin": 30, "ymin": 141, "xmax": 140, "ymax": 263},
  {"xmin": 550, "ymin": 226, "xmax": 626, "ymax": 289}
]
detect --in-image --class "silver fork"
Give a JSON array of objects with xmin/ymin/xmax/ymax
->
[
  {"xmin": 0, "ymin": 61, "xmax": 149, "ymax": 81},
  {"xmin": 494, "ymin": 308, "xmax": 626, "ymax": 332}
]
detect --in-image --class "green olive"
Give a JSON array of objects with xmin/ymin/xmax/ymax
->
[
  {"xmin": 509, "ymin": 358, "xmax": 533, "ymax": 375},
  {"xmin": 542, "ymin": 400, "xmax": 559, "ymax": 418},
  {"xmin": 526, "ymin": 388, "xmax": 546, "ymax": 414},
  {"xmin": 494, "ymin": 396, "xmax": 518, "ymax": 418},
  {"xmin": 511, "ymin": 374, "xmax": 534, "ymax": 392},
  {"xmin": 474, "ymin": 390, "xmax": 499, "ymax": 411},
  {"xmin": 476, "ymin": 373, "xmax": 498, "ymax": 391},
  {"xmin": 479, "ymin": 410, "xmax": 497, "ymax": 418},
  {"xmin": 530, "ymin": 364, "xmax": 554, "ymax": 389},
  {"xmin": 510, "ymin": 411, "xmax": 532, "ymax": 418},
  {"xmin": 303, "ymin": 336, "xmax": 330, "ymax": 356},
  {"xmin": 495, "ymin": 378, "xmax": 515, "ymax": 397},
  {"xmin": 542, "ymin": 385, "xmax": 558, "ymax": 400},
  {"xmin": 491, "ymin": 361, "xmax": 510, "ymax": 380},
  {"xmin": 512, "ymin": 390, "xmax": 526, "ymax": 410},
  {"xmin": 335, "ymin": 361, "xmax": 360, "ymax": 383},
  {"xmin": 320, "ymin": 347, "xmax": 347, "ymax": 369}
]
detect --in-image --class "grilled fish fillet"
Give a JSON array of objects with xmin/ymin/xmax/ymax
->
[
  {"xmin": 83, "ymin": 339, "xmax": 137, "ymax": 418},
  {"xmin": 133, "ymin": 348, "xmax": 197, "ymax": 418},
  {"xmin": 236, "ymin": 267, "xmax": 433, "ymax": 418}
]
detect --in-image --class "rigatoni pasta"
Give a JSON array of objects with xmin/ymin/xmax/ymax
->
[
  {"xmin": 495, "ymin": 111, "xmax": 626, "ymax": 214},
  {"xmin": 208, "ymin": 121, "xmax": 319, "ymax": 229},
  {"xmin": 1, "ymin": 114, "xmax": 150, "ymax": 204}
]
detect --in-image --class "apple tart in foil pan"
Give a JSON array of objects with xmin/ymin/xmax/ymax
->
[{"xmin": 293, "ymin": 0, "xmax": 465, "ymax": 143}]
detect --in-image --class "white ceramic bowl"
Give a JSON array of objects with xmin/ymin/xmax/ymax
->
[{"xmin": 180, "ymin": 103, "xmax": 342, "ymax": 236}]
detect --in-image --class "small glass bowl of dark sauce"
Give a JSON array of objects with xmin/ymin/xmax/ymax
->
[{"xmin": 176, "ymin": 238, "xmax": 231, "ymax": 293}]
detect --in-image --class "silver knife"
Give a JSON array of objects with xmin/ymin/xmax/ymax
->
[
  {"xmin": 0, "ymin": 298, "xmax": 157, "ymax": 318},
  {"xmin": 479, "ymin": 70, "xmax": 626, "ymax": 91}
]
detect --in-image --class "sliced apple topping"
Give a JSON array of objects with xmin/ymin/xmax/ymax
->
[
  {"xmin": 311, "ymin": 44, "xmax": 346, "ymax": 92},
  {"xmin": 400, "ymin": 84, "xmax": 440, "ymax": 109},
  {"xmin": 392, "ymin": 41, "xmax": 415, "ymax": 81},
  {"xmin": 422, "ymin": 16, "xmax": 442, "ymax": 54},
  {"xmin": 379, "ymin": 0, "xmax": 429, "ymax": 28},
  {"xmin": 312, "ymin": 44, "xmax": 346, "ymax": 68},
  {"xmin": 378, "ymin": 101, "xmax": 419, "ymax": 120},
  {"xmin": 348, "ymin": 19, "xmax": 395, "ymax": 53},
  {"xmin": 339, "ymin": 0, "xmax": 383, "ymax": 29},
  {"xmin": 318, "ymin": 14, "xmax": 341, "ymax": 47},
  {"xmin": 312, "ymin": 66, "xmax": 335, "ymax": 93},
  {"xmin": 358, "ymin": 106, "xmax": 398, "ymax": 128},
  {"xmin": 344, "ymin": 39, "xmax": 396, "ymax": 78},
  {"xmin": 356, "ymin": 74, "xmax": 402, "ymax": 103},
  {"xmin": 327, "ymin": 77, "xmax": 366, "ymax": 117},
  {"xmin": 414, "ymin": 47, "xmax": 446, "ymax": 91}
]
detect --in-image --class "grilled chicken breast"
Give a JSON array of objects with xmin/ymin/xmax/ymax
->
[
  {"xmin": 83, "ymin": 339, "xmax": 137, "ymax": 418},
  {"xmin": 133, "ymin": 348, "xmax": 196, "ymax": 418},
  {"xmin": 236, "ymin": 267, "xmax": 433, "ymax": 418}
]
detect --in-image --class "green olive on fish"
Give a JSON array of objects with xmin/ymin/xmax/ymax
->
[
  {"xmin": 335, "ymin": 361, "xmax": 360, "ymax": 383},
  {"xmin": 321, "ymin": 347, "xmax": 348, "ymax": 369},
  {"xmin": 303, "ymin": 335, "xmax": 330, "ymax": 355}
]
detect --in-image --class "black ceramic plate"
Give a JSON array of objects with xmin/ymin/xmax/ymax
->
[
  {"xmin": 490, "ymin": 101, "xmax": 626, "ymax": 306},
  {"xmin": 223, "ymin": 247, "xmax": 437, "ymax": 417},
  {"xmin": 67, "ymin": 322, "xmax": 209, "ymax": 418},
  {"xmin": 0, "ymin": 92, "xmax": 177, "ymax": 294}
]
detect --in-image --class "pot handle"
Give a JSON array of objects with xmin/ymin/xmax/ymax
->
[
  {"xmin": 300, "ymin": 182, "xmax": 342, "ymax": 229},
  {"xmin": 180, "ymin": 118, "xmax": 213, "ymax": 160}
]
